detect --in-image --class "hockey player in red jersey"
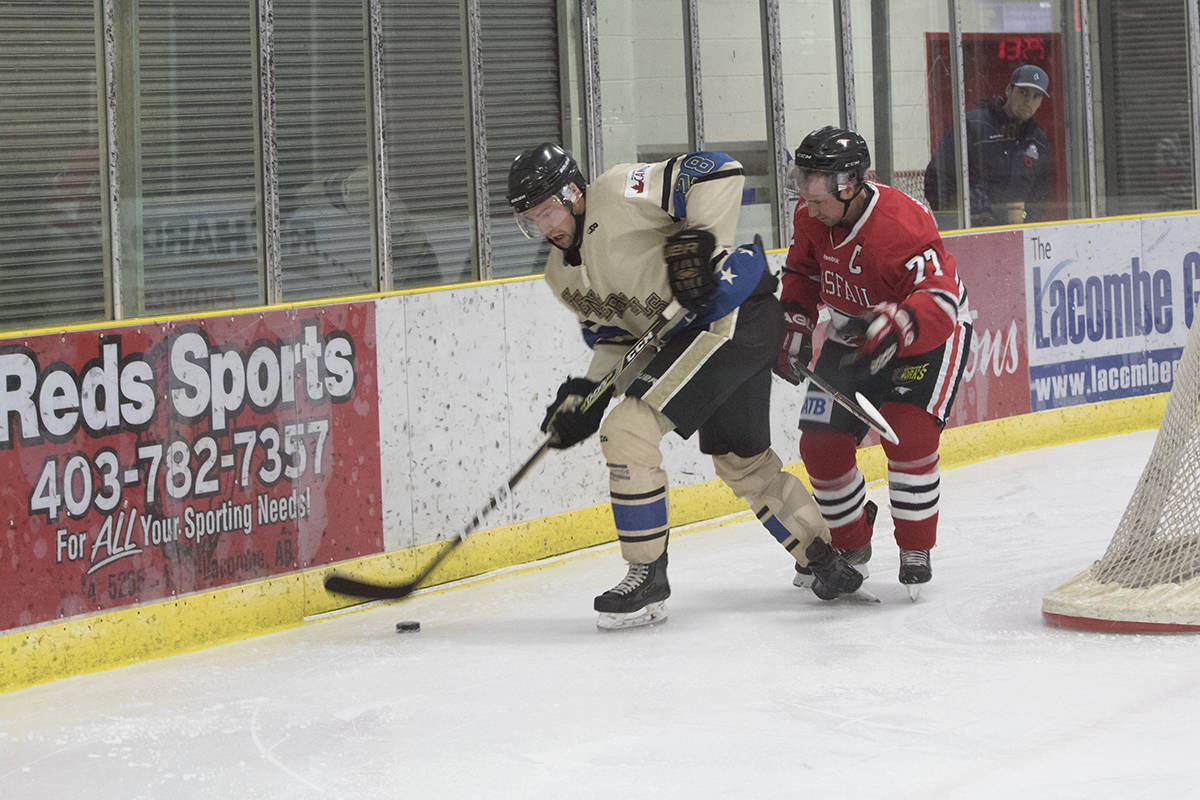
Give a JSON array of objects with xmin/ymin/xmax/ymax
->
[{"xmin": 775, "ymin": 126, "xmax": 972, "ymax": 598}]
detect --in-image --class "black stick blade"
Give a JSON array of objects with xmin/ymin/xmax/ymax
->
[{"xmin": 324, "ymin": 573, "xmax": 419, "ymax": 600}]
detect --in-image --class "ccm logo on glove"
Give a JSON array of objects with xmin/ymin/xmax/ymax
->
[{"xmin": 540, "ymin": 377, "xmax": 614, "ymax": 449}]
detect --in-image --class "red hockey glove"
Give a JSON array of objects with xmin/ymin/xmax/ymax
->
[
  {"xmin": 774, "ymin": 304, "xmax": 814, "ymax": 384},
  {"xmin": 852, "ymin": 301, "xmax": 917, "ymax": 375}
]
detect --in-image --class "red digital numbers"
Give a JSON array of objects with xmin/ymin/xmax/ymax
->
[{"xmin": 998, "ymin": 37, "xmax": 1047, "ymax": 63}]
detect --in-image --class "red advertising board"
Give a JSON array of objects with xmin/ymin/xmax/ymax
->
[
  {"xmin": 0, "ymin": 303, "xmax": 383, "ymax": 630},
  {"xmin": 944, "ymin": 229, "xmax": 1032, "ymax": 427}
]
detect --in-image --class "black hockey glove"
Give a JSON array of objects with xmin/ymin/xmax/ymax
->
[
  {"xmin": 663, "ymin": 228, "xmax": 719, "ymax": 312},
  {"xmin": 540, "ymin": 377, "xmax": 614, "ymax": 450}
]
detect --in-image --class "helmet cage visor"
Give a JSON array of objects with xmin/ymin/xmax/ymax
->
[
  {"xmin": 513, "ymin": 207, "xmax": 547, "ymax": 239},
  {"xmin": 787, "ymin": 164, "xmax": 856, "ymax": 198},
  {"xmin": 513, "ymin": 185, "xmax": 579, "ymax": 239}
]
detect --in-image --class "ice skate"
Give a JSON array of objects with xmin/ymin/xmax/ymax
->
[
  {"xmin": 793, "ymin": 500, "xmax": 876, "ymax": 589},
  {"xmin": 793, "ymin": 542, "xmax": 872, "ymax": 587},
  {"xmin": 899, "ymin": 548, "xmax": 931, "ymax": 601},
  {"xmin": 803, "ymin": 539, "xmax": 866, "ymax": 600},
  {"xmin": 594, "ymin": 551, "xmax": 670, "ymax": 630}
]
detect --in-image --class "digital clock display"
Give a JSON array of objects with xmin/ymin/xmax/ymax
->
[{"xmin": 996, "ymin": 36, "xmax": 1048, "ymax": 63}]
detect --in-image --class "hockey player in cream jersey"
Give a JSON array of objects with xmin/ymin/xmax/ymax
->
[{"xmin": 507, "ymin": 143, "xmax": 864, "ymax": 629}]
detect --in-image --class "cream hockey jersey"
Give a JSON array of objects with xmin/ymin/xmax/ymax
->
[
  {"xmin": 543, "ymin": 152, "xmax": 764, "ymax": 381},
  {"xmin": 782, "ymin": 181, "xmax": 970, "ymax": 358}
]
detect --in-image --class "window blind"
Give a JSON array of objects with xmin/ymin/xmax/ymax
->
[
  {"xmin": 480, "ymin": 0, "xmax": 562, "ymax": 277},
  {"xmin": 275, "ymin": 0, "xmax": 375, "ymax": 301},
  {"xmin": 0, "ymin": 2, "xmax": 106, "ymax": 330},
  {"xmin": 137, "ymin": 0, "xmax": 262, "ymax": 314},
  {"xmin": 380, "ymin": 0, "xmax": 475, "ymax": 288},
  {"xmin": 1099, "ymin": 0, "xmax": 1195, "ymax": 214}
]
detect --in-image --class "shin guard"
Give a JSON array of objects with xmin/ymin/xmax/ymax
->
[
  {"xmin": 712, "ymin": 449, "xmax": 830, "ymax": 564},
  {"xmin": 601, "ymin": 398, "xmax": 675, "ymax": 563}
]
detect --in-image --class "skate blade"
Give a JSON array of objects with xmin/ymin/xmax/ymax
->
[
  {"xmin": 793, "ymin": 565, "xmax": 870, "ymax": 590},
  {"xmin": 596, "ymin": 601, "xmax": 667, "ymax": 630},
  {"xmin": 905, "ymin": 584, "xmax": 923, "ymax": 602},
  {"xmin": 841, "ymin": 587, "xmax": 881, "ymax": 604}
]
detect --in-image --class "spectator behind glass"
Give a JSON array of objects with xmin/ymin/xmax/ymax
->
[{"xmin": 924, "ymin": 64, "xmax": 1051, "ymax": 228}]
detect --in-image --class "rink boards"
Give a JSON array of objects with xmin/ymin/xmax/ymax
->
[{"xmin": 2, "ymin": 210, "xmax": 1195, "ymax": 691}]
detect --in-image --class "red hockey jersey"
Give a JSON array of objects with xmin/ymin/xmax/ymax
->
[{"xmin": 782, "ymin": 182, "xmax": 970, "ymax": 357}]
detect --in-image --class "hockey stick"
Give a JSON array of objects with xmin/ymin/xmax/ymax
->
[
  {"xmin": 793, "ymin": 362, "xmax": 900, "ymax": 445},
  {"xmin": 323, "ymin": 300, "xmax": 691, "ymax": 600}
]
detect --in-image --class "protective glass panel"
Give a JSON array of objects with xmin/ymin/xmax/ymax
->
[
  {"xmin": 380, "ymin": 1, "xmax": 475, "ymax": 288},
  {"xmin": 0, "ymin": 3, "xmax": 107, "ymax": 330},
  {"xmin": 136, "ymin": 0, "xmax": 262, "ymax": 313},
  {"xmin": 945, "ymin": 3, "xmax": 1070, "ymax": 227},
  {"xmin": 698, "ymin": 0, "xmax": 772, "ymax": 248},
  {"xmin": 780, "ymin": 2, "xmax": 841, "ymax": 242},
  {"xmin": 480, "ymin": 0, "xmax": 560, "ymax": 278},
  {"xmin": 1094, "ymin": 0, "xmax": 1195, "ymax": 215},
  {"xmin": 275, "ymin": 0, "xmax": 375, "ymax": 300},
  {"xmin": 854, "ymin": 0, "xmax": 950, "ymax": 224},
  {"xmin": 597, "ymin": 0, "xmax": 689, "ymax": 167}
]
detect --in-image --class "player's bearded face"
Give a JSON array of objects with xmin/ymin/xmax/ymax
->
[{"xmin": 517, "ymin": 196, "xmax": 577, "ymax": 248}]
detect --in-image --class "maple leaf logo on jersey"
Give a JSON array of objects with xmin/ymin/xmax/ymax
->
[{"xmin": 624, "ymin": 165, "xmax": 651, "ymax": 198}]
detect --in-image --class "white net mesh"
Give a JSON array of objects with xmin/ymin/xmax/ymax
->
[
  {"xmin": 887, "ymin": 170, "xmax": 928, "ymax": 206},
  {"xmin": 1043, "ymin": 307, "xmax": 1200, "ymax": 629}
]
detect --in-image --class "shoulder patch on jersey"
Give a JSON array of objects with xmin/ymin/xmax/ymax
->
[{"xmin": 625, "ymin": 164, "xmax": 652, "ymax": 198}]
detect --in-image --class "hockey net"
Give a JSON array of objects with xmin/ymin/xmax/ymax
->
[{"xmin": 1042, "ymin": 307, "xmax": 1200, "ymax": 631}]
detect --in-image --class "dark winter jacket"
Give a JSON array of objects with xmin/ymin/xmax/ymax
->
[{"xmin": 924, "ymin": 96, "xmax": 1051, "ymax": 224}]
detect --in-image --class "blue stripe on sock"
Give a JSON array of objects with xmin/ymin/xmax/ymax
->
[
  {"xmin": 612, "ymin": 497, "xmax": 668, "ymax": 533},
  {"xmin": 762, "ymin": 514, "xmax": 790, "ymax": 544}
]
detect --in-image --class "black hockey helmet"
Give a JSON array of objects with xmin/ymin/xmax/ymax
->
[
  {"xmin": 793, "ymin": 125, "xmax": 871, "ymax": 175},
  {"xmin": 506, "ymin": 143, "xmax": 586, "ymax": 213},
  {"xmin": 790, "ymin": 125, "xmax": 871, "ymax": 198}
]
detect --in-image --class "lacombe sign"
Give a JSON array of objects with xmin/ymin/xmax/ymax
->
[{"xmin": 1024, "ymin": 219, "xmax": 1200, "ymax": 410}]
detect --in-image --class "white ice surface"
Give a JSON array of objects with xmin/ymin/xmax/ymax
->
[{"xmin": 4, "ymin": 429, "xmax": 1200, "ymax": 800}]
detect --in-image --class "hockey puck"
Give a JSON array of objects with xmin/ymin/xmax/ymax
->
[{"xmin": 395, "ymin": 621, "xmax": 421, "ymax": 633}]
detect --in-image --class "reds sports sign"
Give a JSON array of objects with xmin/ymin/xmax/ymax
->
[{"xmin": 0, "ymin": 303, "xmax": 383, "ymax": 629}]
